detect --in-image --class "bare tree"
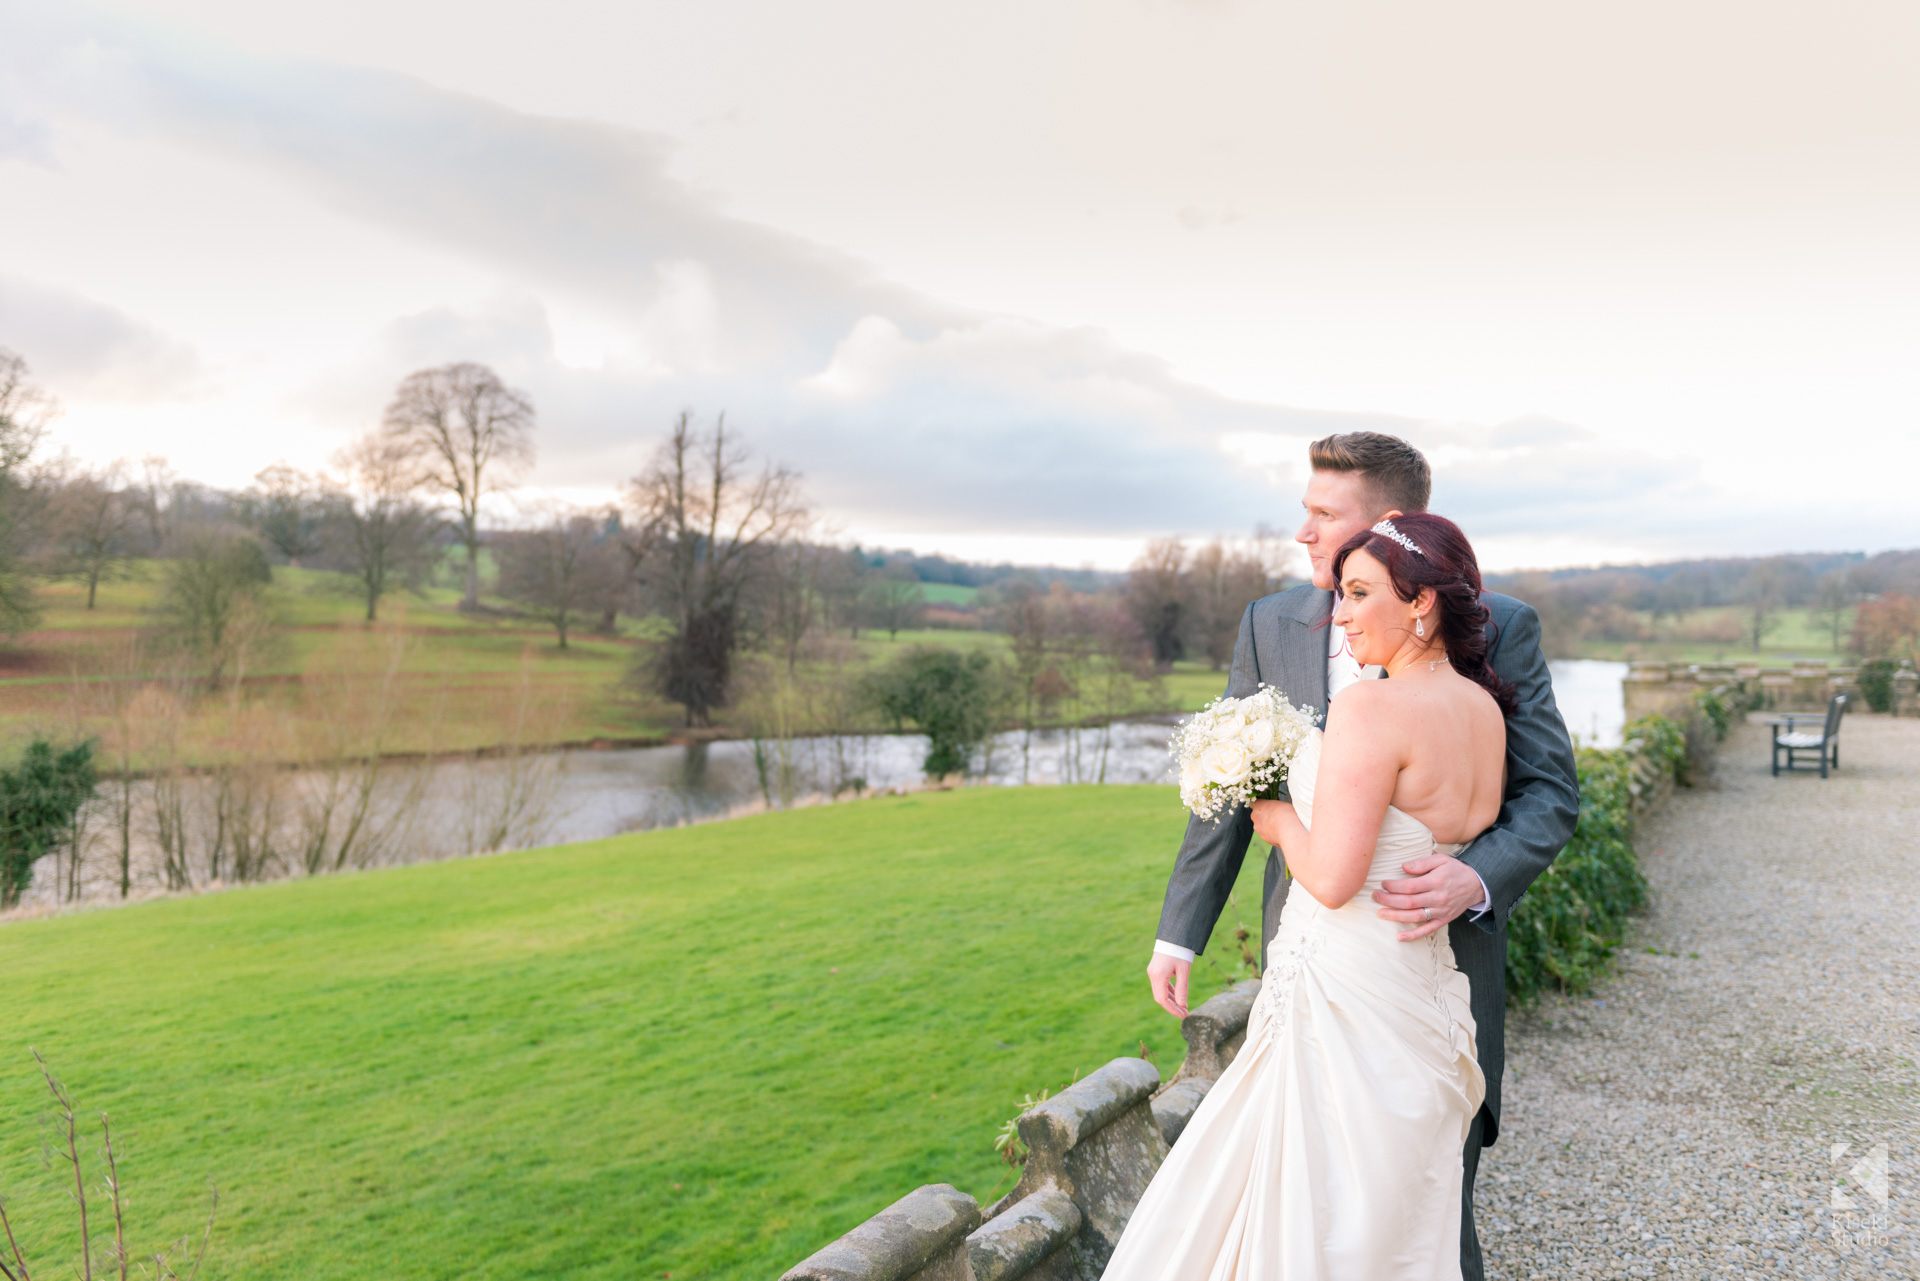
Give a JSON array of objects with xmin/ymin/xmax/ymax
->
[
  {"xmin": 246, "ymin": 463, "xmax": 334, "ymax": 566},
  {"xmin": 1812, "ymin": 570, "xmax": 1855, "ymax": 653},
  {"xmin": 1125, "ymin": 538, "xmax": 1188, "ymax": 668},
  {"xmin": 330, "ymin": 434, "xmax": 440, "ymax": 622},
  {"xmin": 158, "ymin": 530, "xmax": 274, "ymax": 685},
  {"xmin": 1739, "ymin": 560, "xmax": 1788, "ymax": 653},
  {"xmin": 817, "ymin": 547, "xmax": 872, "ymax": 638},
  {"xmin": 0, "ymin": 348, "xmax": 53, "ymax": 463},
  {"xmin": 494, "ymin": 508, "xmax": 623, "ymax": 648},
  {"xmin": 43, "ymin": 461, "xmax": 136, "ymax": 608},
  {"xmin": 763, "ymin": 537, "xmax": 826, "ymax": 673},
  {"xmin": 381, "ymin": 362, "xmax": 536, "ymax": 609},
  {"xmin": 1186, "ymin": 539, "xmax": 1275, "ymax": 669},
  {"xmin": 627, "ymin": 412, "xmax": 806, "ymax": 725},
  {"xmin": 133, "ymin": 454, "xmax": 178, "ymax": 553},
  {"xmin": 863, "ymin": 564, "xmax": 926, "ymax": 639},
  {"xmin": 1085, "ymin": 600, "xmax": 1158, "ymax": 782}
]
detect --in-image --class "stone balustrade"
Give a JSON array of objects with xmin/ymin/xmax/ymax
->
[
  {"xmin": 1625, "ymin": 659, "xmax": 1858, "ymax": 719},
  {"xmin": 1895, "ymin": 666, "xmax": 1920, "ymax": 717}
]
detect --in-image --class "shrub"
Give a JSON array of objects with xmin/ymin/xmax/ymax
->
[
  {"xmin": 1624, "ymin": 711, "xmax": 1690, "ymax": 784},
  {"xmin": 1694, "ymin": 687, "xmax": 1731, "ymax": 740},
  {"xmin": 866, "ymin": 647, "xmax": 1002, "ymax": 777},
  {"xmin": 1504, "ymin": 711, "xmax": 1697, "ymax": 1002},
  {"xmin": 0, "ymin": 738, "xmax": 97, "ymax": 908},
  {"xmin": 1858, "ymin": 658, "xmax": 1896, "ymax": 713}
]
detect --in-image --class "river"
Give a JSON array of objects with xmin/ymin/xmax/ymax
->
[
  {"xmin": 10, "ymin": 661, "xmax": 1627, "ymax": 910},
  {"xmin": 530, "ymin": 660, "xmax": 1629, "ymax": 846}
]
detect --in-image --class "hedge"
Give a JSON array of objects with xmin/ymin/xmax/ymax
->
[{"xmin": 1503, "ymin": 711, "xmax": 1695, "ymax": 1002}]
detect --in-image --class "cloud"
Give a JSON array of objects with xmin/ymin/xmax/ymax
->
[
  {"xmin": 3, "ymin": 4, "xmax": 1905, "ymax": 566},
  {"xmin": 1428, "ymin": 425, "xmax": 1701, "ymax": 531},
  {"xmin": 0, "ymin": 275, "xmax": 203, "ymax": 401}
]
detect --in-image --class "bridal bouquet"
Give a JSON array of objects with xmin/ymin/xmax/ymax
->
[{"xmin": 1170, "ymin": 685, "xmax": 1317, "ymax": 822}]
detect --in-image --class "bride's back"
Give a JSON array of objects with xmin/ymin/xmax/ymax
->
[{"xmin": 1323, "ymin": 667, "xmax": 1507, "ymax": 847}]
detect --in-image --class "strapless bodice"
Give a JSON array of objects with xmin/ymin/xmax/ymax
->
[{"xmin": 1286, "ymin": 727, "xmax": 1468, "ymax": 904}]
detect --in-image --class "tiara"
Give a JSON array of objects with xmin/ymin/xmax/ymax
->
[{"xmin": 1370, "ymin": 519, "xmax": 1424, "ymax": 556}]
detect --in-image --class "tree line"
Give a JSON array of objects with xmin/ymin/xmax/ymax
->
[{"xmin": 1487, "ymin": 550, "xmax": 1920, "ymax": 659}]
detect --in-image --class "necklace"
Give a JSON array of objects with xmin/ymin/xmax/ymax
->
[{"xmin": 1387, "ymin": 653, "xmax": 1450, "ymax": 678}]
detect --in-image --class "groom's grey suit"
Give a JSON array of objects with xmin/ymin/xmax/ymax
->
[{"xmin": 1154, "ymin": 584, "xmax": 1578, "ymax": 1280}]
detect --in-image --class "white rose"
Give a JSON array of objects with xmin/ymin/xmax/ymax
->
[
  {"xmin": 1239, "ymin": 717, "xmax": 1276, "ymax": 758},
  {"xmin": 1180, "ymin": 757, "xmax": 1207, "ymax": 795},
  {"xmin": 1201, "ymin": 739, "xmax": 1253, "ymax": 787}
]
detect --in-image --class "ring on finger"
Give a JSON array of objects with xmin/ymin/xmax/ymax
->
[{"xmin": 1421, "ymin": 906, "xmax": 1432, "ymax": 922}]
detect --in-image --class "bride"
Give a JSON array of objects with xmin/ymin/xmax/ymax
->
[{"xmin": 1104, "ymin": 512, "xmax": 1515, "ymax": 1281}]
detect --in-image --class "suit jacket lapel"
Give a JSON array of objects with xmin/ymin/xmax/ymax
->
[{"xmin": 1273, "ymin": 587, "xmax": 1333, "ymax": 719}]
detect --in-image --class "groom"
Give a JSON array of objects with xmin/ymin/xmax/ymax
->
[{"xmin": 1147, "ymin": 431, "xmax": 1579, "ymax": 1280}]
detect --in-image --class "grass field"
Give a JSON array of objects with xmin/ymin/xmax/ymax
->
[
  {"xmin": 1567, "ymin": 605, "xmax": 1854, "ymax": 664},
  {"xmin": 0, "ymin": 571, "xmax": 1230, "ymax": 763},
  {"xmin": 0, "ymin": 785, "xmax": 1260, "ymax": 1279},
  {"xmin": 917, "ymin": 583, "xmax": 979, "ymax": 607},
  {"xmin": 0, "ymin": 570, "xmax": 666, "ymax": 755}
]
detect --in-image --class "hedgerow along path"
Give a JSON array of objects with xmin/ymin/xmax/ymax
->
[{"xmin": 0, "ymin": 785, "xmax": 1265, "ymax": 1280}]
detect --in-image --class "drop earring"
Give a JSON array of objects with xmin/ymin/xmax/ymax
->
[{"xmin": 1415, "ymin": 615, "xmax": 1425, "ymax": 638}]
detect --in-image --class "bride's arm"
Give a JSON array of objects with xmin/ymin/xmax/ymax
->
[{"xmin": 1265, "ymin": 684, "xmax": 1404, "ymax": 908}]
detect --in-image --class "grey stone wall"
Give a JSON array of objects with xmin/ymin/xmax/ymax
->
[
  {"xmin": 1624, "ymin": 660, "xmax": 1854, "ymax": 719},
  {"xmin": 780, "ymin": 981, "xmax": 1261, "ymax": 1281},
  {"xmin": 1895, "ymin": 666, "xmax": 1919, "ymax": 717}
]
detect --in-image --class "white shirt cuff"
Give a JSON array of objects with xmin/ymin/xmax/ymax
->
[
  {"xmin": 1153, "ymin": 939, "xmax": 1197, "ymax": 964},
  {"xmin": 1466, "ymin": 866, "xmax": 1492, "ymax": 919}
]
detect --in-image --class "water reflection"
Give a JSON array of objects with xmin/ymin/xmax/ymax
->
[
  {"xmin": 13, "ymin": 665, "xmax": 1627, "ymax": 909},
  {"xmin": 535, "ymin": 664, "xmax": 1627, "ymax": 846},
  {"xmin": 1546, "ymin": 660, "xmax": 1628, "ymax": 748}
]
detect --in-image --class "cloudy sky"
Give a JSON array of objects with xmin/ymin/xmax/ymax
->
[{"xmin": 2, "ymin": 0, "xmax": 1916, "ymax": 570}]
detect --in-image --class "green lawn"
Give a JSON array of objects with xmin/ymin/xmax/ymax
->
[
  {"xmin": 917, "ymin": 583, "xmax": 979, "ymax": 607},
  {"xmin": 0, "ymin": 786, "xmax": 1261, "ymax": 1279},
  {"xmin": 1568, "ymin": 605, "xmax": 1855, "ymax": 664}
]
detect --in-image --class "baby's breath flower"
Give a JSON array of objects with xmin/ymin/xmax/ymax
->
[{"xmin": 1168, "ymin": 685, "xmax": 1317, "ymax": 822}]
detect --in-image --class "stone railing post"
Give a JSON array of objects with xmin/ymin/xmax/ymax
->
[
  {"xmin": 783, "ymin": 1185, "xmax": 982, "ymax": 1281},
  {"xmin": 984, "ymin": 1057, "xmax": 1166, "ymax": 1281},
  {"xmin": 1149, "ymin": 979, "xmax": 1261, "ymax": 1146},
  {"xmin": 1894, "ymin": 664, "xmax": 1919, "ymax": 717}
]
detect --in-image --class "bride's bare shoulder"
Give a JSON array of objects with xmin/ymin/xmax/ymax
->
[{"xmin": 1322, "ymin": 677, "xmax": 1409, "ymax": 728}]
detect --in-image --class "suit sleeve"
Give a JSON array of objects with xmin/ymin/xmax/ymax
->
[
  {"xmin": 1154, "ymin": 602, "xmax": 1266, "ymax": 955},
  {"xmin": 1455, "ymin": 602, "xmax": 1581, "ymax": 934}
]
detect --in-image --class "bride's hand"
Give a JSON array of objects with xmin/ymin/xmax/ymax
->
[{"xmin": 1250, "ymin": 799, "xmax": 1295, "ymax": 850}]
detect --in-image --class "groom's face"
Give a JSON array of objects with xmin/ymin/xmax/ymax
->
[{"xmin": 1296, "ymin": 470, "xmax": 1392, "ymax": 591}]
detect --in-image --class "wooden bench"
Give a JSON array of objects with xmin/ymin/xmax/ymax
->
[{"xmin": 1769, "ymin": 693, "xmax": 1848, "ymax": 778}]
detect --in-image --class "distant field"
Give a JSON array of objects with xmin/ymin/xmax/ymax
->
[
  {"xmin": 0, "ymin": 785, "xmax": 1257, "ymax": 1279},
  {"xmin": 917, "ymin": 582, "xmax": 979, "ymax": 607},
  {"xmin": 0, "ymin": 572, "xmax": 1230, "ymax": 763},
  {"xmin": 1566, "ymin": 605, "xmax": 1855, "ymax": 664},
  {"xmin": 0, "ymin": 571, "xmax": 673, "ymax": 758}
]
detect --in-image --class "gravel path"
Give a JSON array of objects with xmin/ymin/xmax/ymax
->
[{"xmin": 1479, "ymin": 715, "xmax": 1920, "ymax": 1280}]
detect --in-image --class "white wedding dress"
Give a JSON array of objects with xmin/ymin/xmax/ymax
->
[{"xmin": 1104, "ymin": 727, "xmax": 1486, "ymax": 1281}]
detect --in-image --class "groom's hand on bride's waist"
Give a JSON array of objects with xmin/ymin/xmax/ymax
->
[{"xmin": 1373, "ymin": 856, "xmax": 1492, "ymax": 942}]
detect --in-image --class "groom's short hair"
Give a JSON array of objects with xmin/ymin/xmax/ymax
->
[{"xmin": 1308, "ymin": 432, "xmax": 1430, "ymax": 514}]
